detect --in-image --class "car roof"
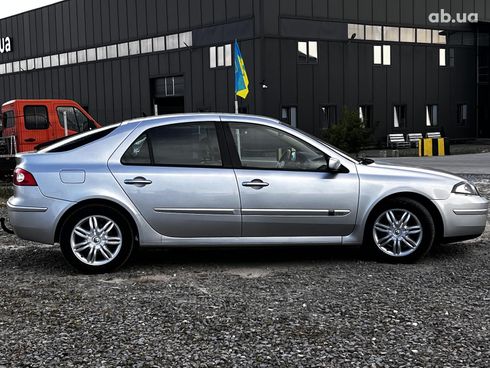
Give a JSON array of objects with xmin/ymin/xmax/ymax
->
[{"xmin": 121, "ymin": 113, "xmax": 282, "ymax": 127}]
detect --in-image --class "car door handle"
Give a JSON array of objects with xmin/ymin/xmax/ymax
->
[
  {"xmin": 124, "ymin": 177, "xmax": 152, "ymax": 186},
  {"xmin": 242, "ymin": 179, "xmax": 269, "ymax": 188}
]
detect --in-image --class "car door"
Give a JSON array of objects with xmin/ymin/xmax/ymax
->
[
  {"xmin": 223, "ymin": 120, "xmax": 359, "ymax": 237},
  {"xmin": 20, "ymin": 104, "xmax": 52, "ymax": 152},
  {"xmin": 108, "ymin": 120, "xmax": 241, "ymax": 238}
]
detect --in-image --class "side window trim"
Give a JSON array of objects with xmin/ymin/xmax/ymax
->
[{"xmin": 222, "ymin": 122, "xmax": 331, "ymax": 173}]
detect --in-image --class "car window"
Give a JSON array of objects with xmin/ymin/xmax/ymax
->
[
  {"xmin": 2, "ymin": 110, "xmax": 14, "ymax": 129},
  {"xmin": 121, "ymin": 134, "xmax": 151, "ymax": 165},
  {"xmin": 57, "ymin": 106, "xmax": 95, "ymax": 132},
  {"xmin": 24, "ymin": 105, "xmax": 49, "ymax": 130},
  {"xmin": 40, "ymin": 125, "xmax": 118, "ymax": 153},
  {"xmin": 121, "ymin": 122, "xmax": 222, "ymax": 167},
  {"xmin": 228, "ymin": 123, "xmax": 327, "ymax": 171}
]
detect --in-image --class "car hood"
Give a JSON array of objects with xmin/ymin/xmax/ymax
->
[{"xmin": 356, "ymin": 162, "xmax": 466, "ymax": 200}]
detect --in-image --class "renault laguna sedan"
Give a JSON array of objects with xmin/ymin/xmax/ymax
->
[{"xmin": 7, "ymin": 114, "xmax": 488, "ymax": 273}]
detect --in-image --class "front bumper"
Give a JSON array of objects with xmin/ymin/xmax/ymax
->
[
  {"xmin": 7, "ymin": 187, "xmax": 73, "ymax": 244},
  {"xmin": 434, "ymin": 194, "xmax": 489, "ymax": 241}
]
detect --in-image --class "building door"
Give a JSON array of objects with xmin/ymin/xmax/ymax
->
[{"xmin": 151, "ymin": 76, "xmax": 185, "ymax": 115}]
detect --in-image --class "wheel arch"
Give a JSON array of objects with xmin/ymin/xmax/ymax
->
[
  {"xmin": 54, "ymin": 198, "xmax": 140, "ymax": 244},
  {"xmin": 365, "ymin": 192, "xmax": 444, "ymax": 241}
]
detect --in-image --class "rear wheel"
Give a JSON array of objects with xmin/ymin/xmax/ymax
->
[
  {"xmin": 60, "ymin": 205, "xmax": 134, "ymax": 273},
  {"xmin": 365, "ymin": 198, "xmax": 435, "ymax": 262}
]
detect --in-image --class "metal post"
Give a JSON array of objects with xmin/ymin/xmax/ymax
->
[
  {"xmin": 63, "ymin": 111, "xmax": 68, "ymax": 136},
  {"xmin": 235, "ymin": 95, "xmax": 239, "ymax": 114}
]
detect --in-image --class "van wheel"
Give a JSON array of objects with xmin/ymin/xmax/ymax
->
[
  {"xmin": 60, "ymin": 205, "xmax": 134, "ymax": 273},
  {"xmin": 365, "ymin": 198, "xmax": 435, "ymax": 262}
]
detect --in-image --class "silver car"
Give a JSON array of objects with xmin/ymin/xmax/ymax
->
[{"xmin": 7, "ymin": 114, "xmax": 488, "ymax": 273}]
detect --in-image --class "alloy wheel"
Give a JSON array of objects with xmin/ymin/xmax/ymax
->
[
  {"xmin": 372, "ymin": 209, "xmax": 423, "ymax": 257},
  {"xmin": 70, "ymin": 215, "xmax": 123, "ymax": 266}
]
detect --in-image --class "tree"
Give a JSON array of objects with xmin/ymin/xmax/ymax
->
[{"xmin": 321, "ymin": 107, "xmax": 373, "ymax": 154}]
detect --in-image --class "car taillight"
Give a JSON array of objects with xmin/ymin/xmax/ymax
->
[{"xmin": 13, "ymin": 168, "xmax": 37, "ymax": 186}]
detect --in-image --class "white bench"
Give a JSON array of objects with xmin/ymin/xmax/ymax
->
[
  {"xmin": 407, "ymin": 133, "xmax": 423, "ymax": 147},
  {"xmin": 426, "ymin": 132, "xmax": 441, "ymax": 139},
  {"xmin": 387, "ymin": 133, "xmax": 410, "ymax": 148}
]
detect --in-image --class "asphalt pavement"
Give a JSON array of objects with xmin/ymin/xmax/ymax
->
[{"xmin": 376, "ymin": 152, "xmax": 490, "ymax": 174}]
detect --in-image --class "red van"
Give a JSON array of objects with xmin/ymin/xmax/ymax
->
[{"xmin": 1, "ymin": 99, "xmax": 101, "ymax": 154}]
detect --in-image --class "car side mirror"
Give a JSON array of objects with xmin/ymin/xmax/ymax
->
[{"xmin": 327, "ymin": 157, "xmax": 342, "ymax": 172}]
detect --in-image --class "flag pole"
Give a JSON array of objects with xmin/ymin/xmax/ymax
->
[{"xmin": 234, "ymin": 95, "xmax": 239, "ymax": 114}]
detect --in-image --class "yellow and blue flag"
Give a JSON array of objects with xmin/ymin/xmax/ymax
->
[{"xmin": 234, "ymin": 40, "xmax": 249, "ymax": 99}]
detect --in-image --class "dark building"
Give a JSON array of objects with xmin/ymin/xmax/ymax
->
[{"xmin": 0, "ymin": 0, "xmax": 489, "ymax": 142}]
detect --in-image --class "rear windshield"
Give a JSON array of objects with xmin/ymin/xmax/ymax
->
[{"xmin": 40, "ymin": 124, "xmax": 119, "ymax": 153}]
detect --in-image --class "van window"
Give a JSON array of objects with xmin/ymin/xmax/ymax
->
[
  {"xmin": 2, "ymin": 110, "xmax": 14, "ymax": 128},
  {"xmin": 24, "ymin": 106, "xmax": 49, "ymax": 130},
  {"xmin": 57, "ymin": 106, "xmax": 96, "ymax": 133}
]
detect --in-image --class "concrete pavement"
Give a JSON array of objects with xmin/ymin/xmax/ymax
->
[{"xmin": 375, "ymin": 152, "xmax": 490, "ymax": 174}]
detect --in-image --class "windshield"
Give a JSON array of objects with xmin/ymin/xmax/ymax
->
[{"xmin": 39, "ymin": 124, "xmax": 119, "ymax": 153}]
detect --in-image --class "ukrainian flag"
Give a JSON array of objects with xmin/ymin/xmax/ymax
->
[{"xmin": 234, "ymin": 40, "xmax": 249, "ymax": 99}]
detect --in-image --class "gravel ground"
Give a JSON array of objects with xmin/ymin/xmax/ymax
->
[{"xmin": 0, "ymin": 175, "xmax": 488, "ymax": 367}]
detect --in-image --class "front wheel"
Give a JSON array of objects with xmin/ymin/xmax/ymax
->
[
  {"xmin": 365, "ymin": 198, "xmax": 435, "ymax": 262},
  {"xmin": 60, "ymin": 205, "xmax": 134, "ymax": 273}
]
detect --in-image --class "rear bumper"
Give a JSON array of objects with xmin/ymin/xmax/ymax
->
[
  {"xmin": 434, "ymin": 194, "xmax": 488, "ymax": 240},
  {"xmin": 7, "ymin": 188, "xmax": 73, "ymax": 244}
]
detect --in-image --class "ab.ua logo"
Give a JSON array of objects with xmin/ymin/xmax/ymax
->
[
  {"xmin": 428, "ymin": 9, "xmax": 478, "ymax": 23},
  {"xmin": 0, "ymin": 37, "xmax": 11, "ymax": 54}
]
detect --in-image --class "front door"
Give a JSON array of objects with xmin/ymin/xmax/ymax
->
[
  {"xmin": 109, "ymin": 120, "xmax": 241, "ymax": 238},
  {"xmin": 19, "ymin": 104, "xmax": 52, "ymax": 152},
  {"xmin": 224, "ymin": 122, "xmax": 359, "ymax": 237}
]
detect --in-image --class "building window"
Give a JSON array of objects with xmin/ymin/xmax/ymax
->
[
  {"xmin": 365, "ymin": 25, "xmax": 382, "ymax": 41},
  {"xmin": 320, "ymin": 105, "xmax": 337, "ymax": 129},
  {"xmin": 383, "ymin": 26, "xmax": 399, "ymax": 42},
  {"xmin": 281, "ymin": 106, "xmax": 298, "ymax": 128},
  {"xmin": 42, "ymin": 56, "xmax": 50, "ymax": 68},
  {"xmin": 439, "ymin": 49, "xmax": 446, "ymax": 66},
  {"xmin": 117, "ymin": 43, "xmax": 129, "ymax": 57},
  {"xmin": 27, "ymin": 59, "xmax": 34, "ymax": 70},
  {"xmin": 153, "ymin": 37, "xmax": 165, "ymax": 52},
  {"xmin": 393, "ymin": 105, "xmax": 407, "ymax": 128},
  {"xmin": 0, "ymin": 64, "xmax": 5, "ymax": 74},
  {"xmin": 179, "ymin": 31, "xmax": 192, "ymax": 48},
  {"xmin": 68, "ymin": 52, "xmax": 77, "ymax": 64},
  {"xmin": 297, "ymin": 41, "xmax": 318, "ymax": 64},
  {"xmin": 433, "ymin": 30, "xmax": 446, "ymax": 44},
  {"xmin": 400, "ymin": 27, "xmax": 416, "ymax": 42},
  {"xmin": 96, "ymin": 46, "xmax": 107, "ymax": 60},
  {"xmin": 86, "ymin": 48, "xmax": 96, "ymax": 61},
  {"xmin": 417, "ymin": 29, "xmax": 432, "ymax": 43},
  {"xmin": 129, "ymin": 41, "xmax": 140, "ymax": 55},
  {"xmin": 166, "ymin": 34, "xmax": 179, "ymax": 50},
  {"xmin": 374, "ymin": 45, "xmax": 391, "ymax": 65},
  {"xmin": 50, "ymin": 54, "xmax": 59, "ymax": 66},
  {"xmin": 359, "ymin": 105, "xmax": 372, "ymax": 128},
  {"xmin": 209, "ymin": 44, "xmax": 232, "ymax": 68},
  {"xmin": 457, "ymin": 104, "xmax": 468, "ymax": 126},
  {"xmin": 20, "ymin": 60, "xmax": 27, "ymax": 71},
  {"xmin": 426, "ymin": 105, "xmax": 438, "ymax": 126},
  {"xmin": 107, "ymin": 45, "xmax": 117, "ymax": 58},
  {"xmin": 348, "ymin": 24, "xmax": 365, "ymax": 40},
  {"xmin": 141, "ymin": 39, "xmax": 153, "ymax": 54},
  {"xmin": 13, "ymin": 61, "xmax": 20, "ymax": 72}
]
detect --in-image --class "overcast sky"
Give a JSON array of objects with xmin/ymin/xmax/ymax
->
[{"xmin": 1, "ymin": 1, "xmax": 63, "ymax": 20}]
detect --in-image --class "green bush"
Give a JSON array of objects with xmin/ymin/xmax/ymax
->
[{"xmin": 321, "ymin": 107, "xmax": 373, "ymax": 154}]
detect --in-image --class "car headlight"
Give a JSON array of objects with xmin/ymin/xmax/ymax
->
[{"xmin": 452, "ymin": 181, "xmax": 480, "ymax": 196}]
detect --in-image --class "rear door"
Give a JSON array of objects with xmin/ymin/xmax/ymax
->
[
  {"xmin": 19, "ymin": 104, "xmax": 52, "ymax": 152},
  {"xmin": 108, "ymin": 119, "xmax": 241, "ymax": 238}
]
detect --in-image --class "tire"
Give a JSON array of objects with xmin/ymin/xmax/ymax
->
[
  {"xmin": 60, "ymin": 205, "xmax": 135, "ymax": 274},
  {"xmin": 364, "ymin": 197, "xmax": 435, "ymax": 263}
]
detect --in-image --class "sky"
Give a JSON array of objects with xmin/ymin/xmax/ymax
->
[{"xmin": 0, "ymin": 0, "xmax": 63, "ymax": 20}]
